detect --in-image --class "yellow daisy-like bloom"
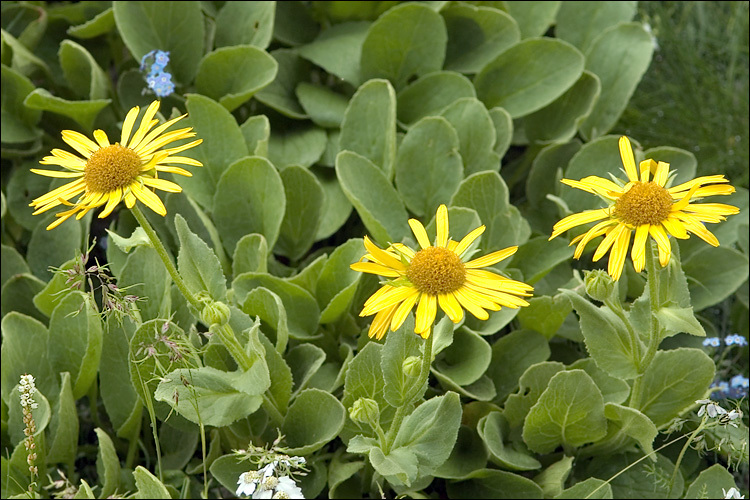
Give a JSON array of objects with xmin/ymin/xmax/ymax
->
[
  {"xmin": 351, "ymin": 204, "xmax": 534, "ymax": 340},
  {"xmin": 30, "ymin": 100, "xmax": 202, "ymax": 230},
  {"xmin": 549, "ymin": 136, "xmax": 739, "ymax": 280}
]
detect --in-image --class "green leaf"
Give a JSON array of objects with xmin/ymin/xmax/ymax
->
[
  {"xmin": 451, "ymin": 171, "xmax": 529, "ymax": 253},
  {"xmin": 100, "ymin": 320, "xmax": 141, "ymax": 438},
  {"xmin": 268, "ymin": 124, "xmax": 327, "ymax": 169},
  {"xmin": 233, "ymin": 273, "xmax": 320, "ymax": 339},
  {"xmin": 297, "ymin": 21, "xmax": 370, "ymax": 85},
  {"xmin": 523, "ymin": 370, "xmax": 607, "ymax": 454},
  {"xmin": 1, "ymin": 29, "xmax": 51, "ymax": 80},
  {"xmin": 95, "ymin": 428, "xmax": 120, "ymax": 498},
  {"xmin": 1, "ymin": 274, "xmax": 46, "ymax": 323},
  {"xmin": 24, "ymin": 89, "xmax": 109, "ymax": 131},
  {"xmin": 392, "ymin": 392, "xmax": 462, "ymax": 475},
  {"xmin": 59, "ymin": 39, "xmax": 110, "ymax": 100},
  {"xmin": 526, "ymin": 140, "xmax": 580, "ymax": 208},
  {"xmin": 434, "ymin": 328, "xmax": 492, "ymax": 387},
  {"xmin": 441, "ymin": 4, "xmax": 520, "ymax": 74},
  {"xmin": 48, "ymin": 293, "xmax": 103, "ymax": 399},
  {"xmin": 585, "ymin": 453, "xmax": 683, "ymax": 499},
  {"xmin": 475, "ymin": 38, "xmax": 584, "ymax": 118},
  {"xmin": 634, "ymin": 348, "xmax": 715, "ymax": 428},
  {"xmin": 561, "ymin": 289, "xmax": 641, "ymax": 380},
  {"xmin": 516, "ymin": 295, "xmax": 572, "ymax": 339},
  {"xmin": 339, "ymin": 79, "xmax": 397, "ymax": 177},
  {"xmin": 46, "ymin": 372, "xmax": 79, "ymax": 465},
  {"xmin": 654, "ymin": 305, "xmax": 705, "ymax": 337},
  {"xmin": 360, "ymin": 3, "xmax": 447, "ymax": 90},
  {"xmin": 440, "ymin": 97, "xmax": 501, "ymax": 176},
  {"xmin": 26, "ymin": 216, "xmax": 82, "ymax": 281},
  {"xmin": 555, "ymin": 1, "xmax": 638, "ymax": 53},
  {"xmin": 381, "ymin": 315, "xmax": 424, "ymax": 407},
  {"xmin": 504, "ymin": 1, "xmax": 561, "ymax": 38},
  {"xmin": 287, "ymin": 343, "xmax": 326, "ymax": 397},
  {"xmin": 489, "ymin": 106, "xmax": 513, "ymax": 160},
  {"xmin": 182, "ymin": 94, "xmax": 249, "ymax": 210},
  {"xmin": 395, "ymin": 116, "xmax": 463, "ymax": 217},
  {"xmin": 447, "ymin": 468, "xmax": 544, "ymax": 499},
  {"xmin": 214, "ymin": 157, "xmax": 285, "ymax": 254},
  {"xmin": 133, "ymin": 465, "xmax": 171, "ymax": 499},
  {"xmin": 242, "ymin": 287, "xmax": 289, "ymax": 353},
  {"xmin": 601, "ymin": 403, "xmax": 658, "ymax": 457},
  {"xmin": 241, "ymin": 114, "xmax": 270, "ymax": 156},
  {"xmin": 367, "ymin": 445, "xmax": 418, "ymax": 487},
  {"xmin": 683, "ymin": 246, "xmax": 749, "ymax": 311},
  {"xmin": 0, "ymin": 65, "xmax": 42, "ymax": 143},
  {"xmin": 562, "ymin": 135, "xmax": 623, "ymax": 213},
  {"xmin": 314, "ymin": 166, "xmax": 354, "ymax": 240},
  {"xmin": 533, "ymin": 456, "xmax": 574, "ymax": 498},
  {"xmin": 643, "ymin": 146, "xmax": 697, "ymax": 187},
  {"xmin": 215, "ymin": 1, "xmax": 275, "ymax": 49},
  {"xmin": 282, "ymin": 388, "xmax": 346, "ymax": 454},
  {"xmin": 174, "ymin": 214, "xmax": 227, "ymax": 302},
  {"xmin": 396, "ymin": 71, "xmax": 476, "ymax": 125},
  {"xmin": 275, "ymin": 165, "xmax": 324, "ymax": 261},
  {"xmin": 477, "ymin": 412, "xmax": 541, "ymax": 471},
  {"xmin": 503, "ymin": 363, "xmax": 568, "ymax": 428},
  {"xmin": 8, "ymin": 383, "xmax": 50, "ymax": 445},
  {"xmin": 272, "ymin": 0, "xmax": 319, "ymax": 46},
  {"xmin": 335, "ymin": 150, "xmax": 408, "ymax": 247},
  {"xmin": 524, "ymin": 70, "xmax": 601, "ymax": 144},
  {"xmin": 233, "ymin": 234, "xmax": 268, "ymax": 276},
  {"xmin": 67, "ymin": 8, "xmax": 116, "ymax": 39},
  {"xmin": 74, "ymin": 480, "xmax": 96, "ymax": 499},
  {"xmin": 568, "ymin": 358, "xmax": 630, "ymax": 405},
  {"xmin": 154, "ymin": 366, "xmax": 268, "ymax": 427},
  {"xmin": 580, "ymin": 23, "xmax": 654, "ymax": 140},
  {"xmin": 118, "ymin": 246, "xmax": 171, "ymax": 321},
  {"xmin": 511, "ymin": 236, "xmax": 576, "ymax": 286},
  {"xmin": 555, "ymin": 478, "xmax": 612, "ymax": 499},
  {"xmin": 684, "ymin": 464, "xmax": 738, "ymax": 500},
  {"xmin": 434, "ymin": 425, "xmax": 490, "ymax": 479},
  {"xmin": 341, "ymin": 342, "xmax": 391, "ymax": 442},
  {"xmin": 0, "ymin": 245, "xmax": 31, "ymax": 292},
  {"xmin": 296, "ymin": 82, "xmax": 350, "ymax": 128},
  {"xmin": 487, "ymin": 329, "xmax": 550, "ymax": 403},
  {"xmin": 195, "ymin": 46, "xmax": 278, "ymax": 112},
  {"xmin": 0, "ymin": 312, "xmax": 57, "ymax": 405},
  {"xmin": 254, "ymin": 49, "xmax": 310, "ymax": 119},
  {"xmin": 112, "ymin": 1, "xmax": 204, "ymax": 84},
  {"xmin": 316, "ymin": 238, "xmax": 364, "ymax": 324}
]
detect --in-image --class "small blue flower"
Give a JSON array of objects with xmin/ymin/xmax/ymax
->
[
  {"xmin": 725, "ymin": 334, "xmax": 748, "ymax": 346},
  {"xmin": 154, "ymin": 50, "xmax": 170, "ymax": 67},
  {"xmin": 703, "ymin": 337, "xmax": 721, "ymax": 347},
  {"xmin": 730, "ymin": 374, "xmax": 749, "ymax": 389}
]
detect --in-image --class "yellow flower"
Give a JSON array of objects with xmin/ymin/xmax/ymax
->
[
  {"xmin": 549, "ymin": 136, "xmax": 739, "ymax": 280},
  {"xmin": 351, "ymin": 205, "xmax": 533, "ymax": 340},
  {"xmin": 30, "ymin": 100, "xmax": 202, "ymax": 230}
]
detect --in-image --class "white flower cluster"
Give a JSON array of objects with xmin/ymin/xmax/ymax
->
[
  {"xmin": 236, "ymin": 458, "xmax": 306, "ymax": 499},
  {"xmin": 723, "ymin": 487, "xmax": 745, "ymax": 499},
  {"xmin": 19, "ymin": 374, "xmax": 38, "ymax": 410},
  {"xmin": 695, "ymin": 399, "xmax": 742, "ymax": 426}
]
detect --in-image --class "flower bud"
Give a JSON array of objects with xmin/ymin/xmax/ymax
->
[
  {"xmin": 349, "ymin": 398, "xmax": 380, "ymax": 426},
  {"xmin": 584, "ymin": 270, "xmax": 617, "ymax": 302},
  {"xmin": 402, "ymin": 356, "xmax": 421, "ymax": 378},
  {"xmin": 200, "ymin": 301, "xmax": 231, "ymax": 326}
]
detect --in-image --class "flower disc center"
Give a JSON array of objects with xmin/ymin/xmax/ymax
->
[
  {"xmin": 614, "ymin": 181, "xmax": 673, "ymax": 226},
  {"xmin": 84, "ymin": 144, "xmax": 142, "ymax": 193},
  {"xmin": 406, "ymin": 246, "xmax": 466, "ymax": 295}
]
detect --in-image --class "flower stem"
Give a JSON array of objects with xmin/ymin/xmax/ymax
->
[
  {"xmin": 383, "ymin": 332, "xmax": 434, "ymax": 453},
  {"xmin": 130, "ymin": 204, "xmax": 202, "ymax": 312},
  {"xmin": 668, "ymin": 417, "xmax": 707, "ymax": 496}
]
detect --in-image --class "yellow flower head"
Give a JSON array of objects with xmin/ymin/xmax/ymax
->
[
  {"xmin": 549, "ymin": 136, "xmax": 739, "ymax": 280},
  {"xmin": 30, "ymin": 100, "xmax": 202, "ymax": 230},
  {"xmin": 351, "ymin": 204, "xmax": 533, "ymax": 340}
]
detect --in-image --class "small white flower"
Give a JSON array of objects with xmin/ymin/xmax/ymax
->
[
  {"xmin": 236, "ymin": 471, "xmax": 260, "ymax": 497},
  {"xmin": 273, "ymin": 476, "xmax": 304, "ymax": 499},
  {"xmin": 696, "ymin": 399, "xmax": 727, "ymax": 418},
  {"xmin": 723, "ymin": 487, "xmax": 744, "ymax": 499},
  {"xmin": 719, "ymin": 409, "xmax": 743, "ymax": 428}
]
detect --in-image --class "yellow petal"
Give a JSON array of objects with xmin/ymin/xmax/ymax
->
[
  {"xmin": 362, "ymin": 285, "xmax": 418, "ymax": 316},
  {"xmin": 350, "ymin": 262, "xmax": 401, "ymax": 278},
  {"xmin": 61, "ymin": 130, "xmax": 98, "ymax": 158},
  {"xmin": 608, "ymin": 224, "xmax": 631, "ymax": 281},
  {"xmin": 142, "ymin": 177, "xmax": 182, "ymax": 193},
  {"xmin": 363, "ymin": 236, "xmax": 406, "ymax": 270},
  {"xmin": 639, "ymin": 159, "xmax": 656, "ymax": 182},
  {"xmin": 654, "ymin": 161, "xmax": 670, "ymax": 187},
  {"xmin": 131, "ymin": 182, "xmax": 166, "ymax": 216},
  {"xmin": 391, "ymin": 290, "xmax": 420, "ymax": 331},
  {"xmin": 436, "ymin": 204, "xmax": 449, "ymax": 247},
  {"xmin": 409, "ymin": 218, "xmax": 431, "ymax": 249},
  {"xmin": 414, "ymin": 293, "xmax": 437, "ymax": 333},
  {"xmin": 592, "ymin": 223, "xmax": 628, "ymax": 262},
  {"xmin": 631, "ymin": 224, "xmax": 649, "ymax": 273},
  {"xmin": 438, "ymin": 293, "xmax": 464, "ymax": 323},
  {"xmin": 572, "ymin": 220, "xmax": 618, "ymax": 259},
  {"xmin": 93, "ymin": 129, "xmax": 111, "ymax": 149},
  {"xmin": 369, "ymin": 304, "xmax": 399, "ymax": 340},
  {"xmin": 121, "ymin": 104, "xmax": 140, "ymax": 147},
  {"xmin": 98, "ymin": 188, "xmax": 123, "ymax": 218},
  {"xmin": 29, "ymin": 169, "xmax": 83, "ymax": 178},
  {"xmin": 453, "ymin": 225, "xmax": 485, "ymax": 257},
  {"xmin": 550, "ymin": 209, "xmax": 611, "ymax": 239},
  {"xmin": 662, "ymin": 217, "xmax": 689, "ymax": 239},
  {"xmin": 465, "ymin": 246, "xmax": 518, "ymax": 269},
  {"xmin": 453, "ymin": 288, "xmax": 488, "ymax": 320},
  {"xmin": 668, "ymin": 175, "xmax": 728, "ymax": 194},
  {"xmin": 619, "ymin": 136, "xmax": 638, "ymax": 182},
  {"xmin": 648, "ymin": 224, "xmax": 672, "ymax": 266}
]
